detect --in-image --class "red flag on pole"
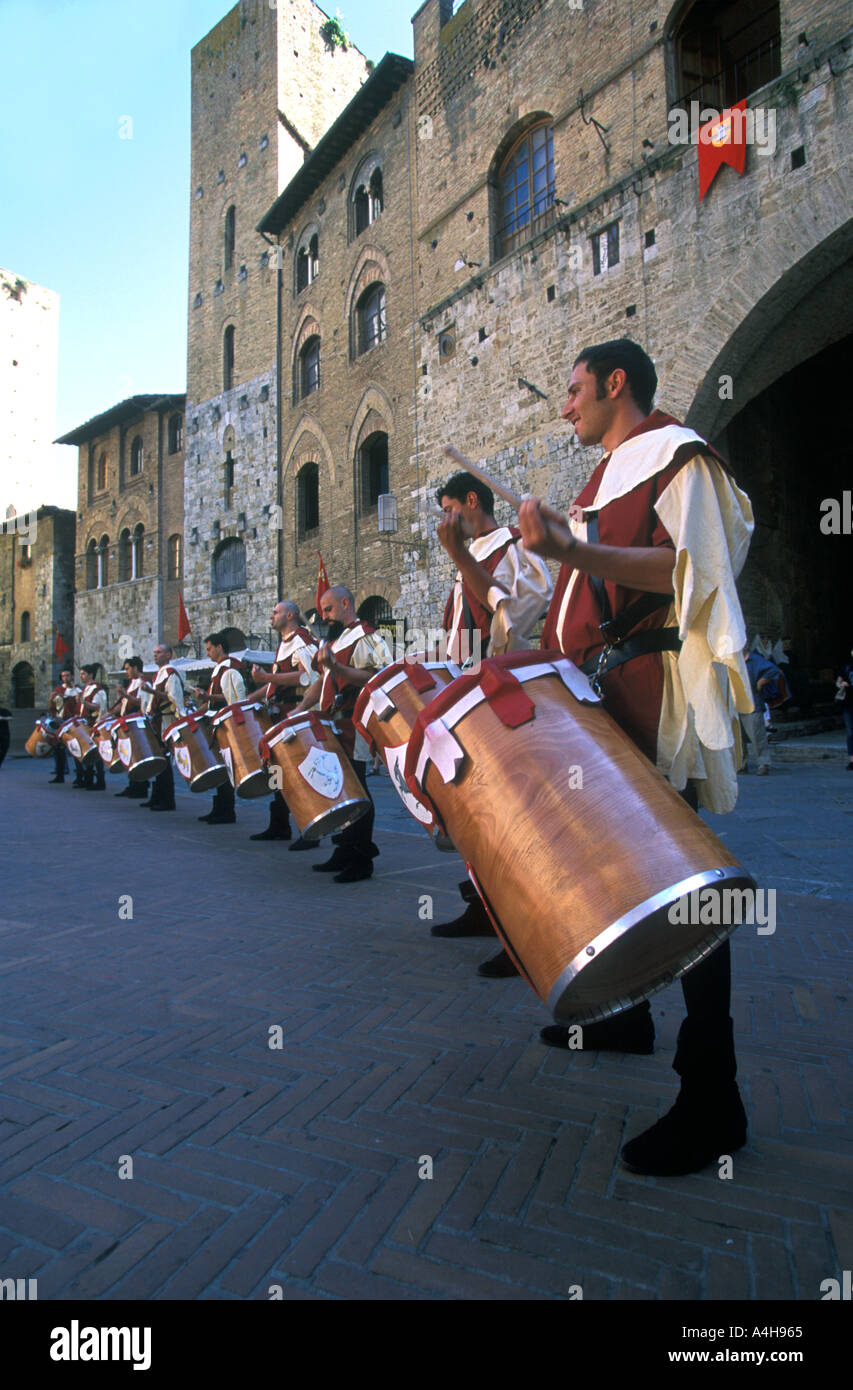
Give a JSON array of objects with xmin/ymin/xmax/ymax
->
[
  {"xmin": 697, "ymin": 100, "xmax": 747, "ymax": 201},
  {"xmin": 177, "ymin": 591, "xmax": 191, "ymax": 642},
  {"xmin": 53, "ymin": 624, "xmax": 69, "ymax": 661},
  {"xmin": 316, "ymin": 553, "xmax": 330, "ymax": 611}
]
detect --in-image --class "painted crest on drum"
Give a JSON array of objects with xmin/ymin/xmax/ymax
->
[
  {"xmin": 385, "ymin": 743, "xmax": 434, "ymax": 826},
  {"xmin": 220, "ymin": 746, "xmax": 235, "ymax": 786},
  {"xmin": 175, "ymin": 746, "xmax": 193, "ymax": 781},
  {"xmin": 98, "ymin": 739, "xmax": 113, "ymax": 761},
  {"xmin": 117, "ymin": 738, "xmax": 133, "ymax": 766},
  {"xmin": 297, "ymin": 747, "xmax": 344, "ymax": 800},
  {"xmin": 66, "ymin": 738, "xmax": 81, "ymax": 759}
]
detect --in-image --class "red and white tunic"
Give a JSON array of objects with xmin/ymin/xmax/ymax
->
[
  {"xmin": 81, "ymin": 682, "xmax": 108, "ymax": 726},
  {"xmin": 51, "ymin": 683, "xmax": 81, "ymax": 718},
  {"xmin": 442, "ymin": 526, "xmax": 552, "ymax": 663},
  {"xmin": 149, "ymin": 664, "xmax": 186, "ymax": 736},
  {"xmin": 264, "ymin": 627, "xmax": 318, "ymax": 711},
  {"xmin": 315, "ymin": 622, "xmax": 392, "ymax": 759},
  {"xmin": 543, "ymin": 411, "xmax": 754, "ymax": 812},
  {"xmin": 208, "ymin": 657, "xmax": 246, "ymax": 707}
]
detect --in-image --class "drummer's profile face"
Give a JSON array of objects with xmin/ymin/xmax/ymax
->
[
  {"xmin": 320, "ymin": 592, "xmax": 348, "ymax": 625},
  {"xmin": 561, "ymin": 362, "xmax": 613, "ymax": 445},
  {"xmin": 439, "ymin": 493, "xmax": 475, "ymax": 536}
]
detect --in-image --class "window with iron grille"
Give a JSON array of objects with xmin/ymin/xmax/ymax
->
[
  {"xmin": 672, "ymin": 1, "xmax": 781, "ymax": 120},
  {"xmin": 167, "ymin": 534, "xmax": 182, "ymax": 581},
  {"xmin": 356, "ymin": 284, "xmax": 386, "ymax": 356},
  {"xmin": 358, "ymin": 433, "xmax": 389, "ymax": 513},
  {"xmin": 496, "ymin": 122, "xmax": 555, "ymax": 260},
  {"xmin": 297, "ymin": 463, "xmax": 320, "ymax": 540}
]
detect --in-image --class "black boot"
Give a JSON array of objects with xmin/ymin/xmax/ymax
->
[
  {"xmin": 541, "ymin": 1000, "xmax": 654, "ymax": 1054},
  {"xmin": 621, "ymin": 1016, "xmax": 746, "ymax": 1176},
  {"xmin": 431, "ymin": 898, "xmax": 495, "ymax": 938},
  {"xmin": 478, "ymin": 948, "xmax": 520, "ymax": 978},
  {"xmin": 312, "ymin": 848, "xmax": 350, "ymax": 873}
]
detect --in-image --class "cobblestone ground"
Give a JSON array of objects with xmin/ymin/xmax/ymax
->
[{"xmin": 0, "ymin": 752, "xmax": 850, "ymax": 1301}]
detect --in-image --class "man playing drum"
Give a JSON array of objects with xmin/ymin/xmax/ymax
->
[
  {"xmin": 250, "ymin": 600, "xmax": 318, "ymax": 847},
  {"xmin": 110, "ymin": 657, "xmax": 151, "ymax": 800},
  {"xmin": 47, "ymin": 668, "xmax": 82, "ymax": 785},
  {"xmin": 431, "ymin": 471, "xmax": 553, "ymax": 944},
  {"xmin": 517, "ymin": 337, "xmax": 754, "ymax": 1177},
  {"xmin": 79, "ymin": 663, "xmax": 108, "ymax": 791},
  {"xmin": 292, "ymin": 586, "xmax": 392, "ymax": 882},
  {"xmin": 143, "ymin": 643, "xmax": 186, "ymax": 812},
  {"xmin": 194, "ymin": 632, "xmax": 247, "ymax": 825}
]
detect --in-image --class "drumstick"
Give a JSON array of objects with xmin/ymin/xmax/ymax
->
[{"xmin": 443, "ymin": 446, "xmax": 524, "ymax": 511}]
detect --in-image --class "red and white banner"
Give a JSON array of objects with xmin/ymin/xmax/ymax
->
[{"xmin": 698, "ymin": 99, "xmax": 747, "ymax": 201}]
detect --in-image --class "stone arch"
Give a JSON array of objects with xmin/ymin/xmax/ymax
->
[
  {"xmin": 222, "ymin": 424, "xmax": 237, "ymax": 453},
  {"xmin": 290, "ymin": 308, "xmax": 322, "ymax": 383},
  {"xmin": 347, "ymin": 385, "xmax": 395, "ymax": 464},
  {"xmin": 684, "ymin": 216, "xmax": 853, "ymax": 442},
  {"xmin": 282, "ymin": 417, "xmax": 337, "ymax": 495}
]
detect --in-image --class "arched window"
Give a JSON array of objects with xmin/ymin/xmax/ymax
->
[
  {"xmin": 355, "ymin": 283, "xmax": 386, "ymax": 356},
  {"xmin": 224, "ymin": 204, "xmax": 236, "ymax": 270},
  {"xmin": 96, "ymin": 452, "xmax": 108, "ymax": 491},
  {"xmin": 86, "ymin": 539, "xmax": 98, "ymax": 590},
  {"xmin": 11, "ymin": 661, "xmax": 35, "ymax": 709},
  {"xmin": 297, "ymin": 462, "xmax": 320, "ymax": 541},
  {"xmin": 296, "ymin": 232, "xmax": 319, "ymax": 292},
  {"xmin": 20, "ymin": 610, "xmax": 31, "ymax": 642},
  {"xmin": 168, "ymin": 413, "xmax": 183, "ymax": 454},
  {"xmin": 358, "ymin": 432, "xmax": 389, "ymax": 514},
  {"xmin": 496, "ymin": 121, "xmax": 555, "ymax": 260},
  {"xmin": 670, "ymin": 0, "xmax": 781, "ymax": 111},
  {"xmin": 358, "ymin": 595, "xmax": 393, "ymax": 629},
  {"xmin": 97, "ymin": 535, "xmax": 109, "ymax": 588},
  {"xmin": 118, "ymin": 528, "xmax": 131, "ymax": 582},
  {"xmin": 212, "ymin": 537, "xmax": 246, "ymax": 593},
  {"xmin": 299, "ymin": 336, "xmax": 321, "ymax": 398},
  {"xmin": 168, "ymin": 533, "xmax": 182, "ymax": 581},
  {"xmin": 131, "ymin": 523, "xmax": 144, "ymax": 580},
  {"xmin": 224, "ymin": 325, "xmax": 235, "ymax": 390},
  {"xmin": 129, "ymin": 436, "xmax": 143, "ymax": 477},
  {"xmin": 351, "ymin": 158, "xmax": 383, "ymax": 238}
]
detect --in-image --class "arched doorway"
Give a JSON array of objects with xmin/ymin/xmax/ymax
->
[
  {"xmin": 12, "ymin": 661, "xmax": 35, "ymax": 708},
  {"xmin": 717, "ymin": 332, "xmax": 851, "ymax": 671}
]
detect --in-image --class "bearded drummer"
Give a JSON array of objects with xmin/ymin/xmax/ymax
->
[
  {"xmin": 430, "ymin": 472, "xmax": 553, "ymax": 943},
  {"xmin": 516, "ymin": 337, "xmax": 754, "ymax": 1178},
  {"xmin": 78, "ymin": 663, "xmax": 108, "ymax": 791},
  {"xmin": 110, "ymin": 656, "xmax": 152, "ymax": 800},
  {"xmin": 192, "ymin": 631, "xmax": 246, "ymax": 826},
  {"xmin": 249, "ymin": 600, "xmax": 318, "ymax": 847},
  {"xmin": 142, "ymin": 643, "xmax": 186, "ymax": 812},
  {"xmin": 47, "ymin": 667, "xmax": 82, "ymax": 785},
  {"xmin": 292, "ymin": 586, "xmax": 392, "ymax": 882}
]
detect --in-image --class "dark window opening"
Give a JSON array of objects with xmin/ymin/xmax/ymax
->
[
  {"xmin": 592, "ymin": 222, "xmax": 620, "ymax": 276},
  {"xmin": 300, "ymin": 336, "xmax": 321, "ymax": 397},
  {"xmin": 224, "ymin": 451, "xmax": 235, "ymax": 508},
  {"xmin": 358, "ymin": 432, "xmax": 389, "ymax": 513},
  {"xmin": 224, "ymin": 204, "xmax": 236, "ymax": 270},
  {"xmin": 129, "ymin": 435, "xmax": 143, "ymax": 477},
  {"xmin": 296, "ymin": 233, "xmax": 319, "ymax": 291},
  {"xmin": 212, "ymin": 537, "xmax": 246, "ymax": 593},
  {"xmin": 168, "ymin": 413, "xmax": 183, "ymax": 453},
  {"xmin": 356, "ymin": 283, "xmax": 386, "ymax": 356},
  {"xmin": 297, "ymin": 462, "xmax": 320, "ymax": 540},
  {"xmin": 20, "ymin": 611, "xmax": 30, "ymax": 642},
  {"xmin": 673, "ymin": 1, "xmax": 781, "ymax": 111},
  {"xmin": 224, "ymin": 325, "xmax": 235, "ymax": 391}
]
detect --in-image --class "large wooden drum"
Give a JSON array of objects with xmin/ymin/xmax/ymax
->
[
  {"xmin": 115, "ymin": 715, "xmax": 167, "ymax": 781},
  {"xmin": 93, "ymin": 717, "xmax": 124, "ymax": 774},
  {"xmin": 59, "ymin": 716, "xmax": 98, "ymax": 768},
  {"xmin": 354, "ymin": 658, "xmax": 461, "ymax": 830},
  {"xmin": 403, "ymin": 650, "xmax": 755, "ymax": 1025},
  {"xmin": 261, "ymin": 711, "xmax": 369, "ymax": 838},
  {"xmin": 164, "ymin": 712, "xmax": 228, "ymax": 793},
  {"xmin": 25, "ymin": 717, "xmax": 62, "ymax": 757},
  {"xmin": 212, "ymin": 700, "xmax": 273, "ymax": 798}
]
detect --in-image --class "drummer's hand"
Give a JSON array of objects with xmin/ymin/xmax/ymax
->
[
  {"xmin": 518, "ymin": 498, "xmax": 573, "ymax": 560},
  {"xmin": 250, "ymin": 664, "xmax": 266, "ymax": 683},
  {"xmin": 318, "ymin": 643, "xmax": 336, "ymax": 672},
  {"xmin": 436, "ymin": 511, "xmax": 467, "ymax": 562}
]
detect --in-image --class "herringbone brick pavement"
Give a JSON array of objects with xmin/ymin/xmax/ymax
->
[{"xmin": 0, "ymin": 756, "xmax": 850, "ymax": 1300}]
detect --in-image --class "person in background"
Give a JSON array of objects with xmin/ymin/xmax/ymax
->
[
  {"xmin": 836, "ymin": 650, "xmax": 853, "ymax": 771},
  {"xmin": 742, "ymin": 645, "xmax": 783, "ymax": 775}
]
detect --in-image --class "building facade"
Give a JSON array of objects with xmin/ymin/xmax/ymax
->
[
  {"xmin": 0, "ymin": 507, "xmax": 75, "ymax": 709},
  {"xmin": 57, "ymin": 395, "xmax": 186, "ymax": 672}
]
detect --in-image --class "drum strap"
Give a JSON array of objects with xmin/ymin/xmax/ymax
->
[{"xmin": 582, "ymin": 512, "xmax": 681, "ymax": 691}]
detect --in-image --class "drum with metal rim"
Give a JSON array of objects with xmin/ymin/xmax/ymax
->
[
  {"xmin": 114, "ymin": 715, "xmax": 167, "ymax": 781},
  {"xmin": 261, "ymin": 711, "xmax": 369, "ymax": 838},
  {"xmin": 25, "ymin": 717, "xmax": 62, "ymax": 758},
  {"xmin": 58, "ymin": 716, "xmax": 98, "ymax": 768},
  {"xmin": 164, "ymin": 712, "xmax": 228, "ymax": 793},
  {"xmin": 403, "ymin": 650, "xmax": 755, "ymax": 1025},
  {"xmin": 211, "ymin": 700, "xmax": 273, "ymax": 798},
  {"xmin": 93, "ymin": 717, "xmax": 124, "ymax": 773}
]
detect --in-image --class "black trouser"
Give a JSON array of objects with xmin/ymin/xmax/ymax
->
[
  {"xmin": 83, "ymin": 756, "xmax": 105, "ymax": 789},
  {"xmin": 269, "ymin": 791, "xmax": 292, "ymax": 832},
  {"xmin": 212, "ymin": 779, "xmax": 235, "ymax": 816},
  {"xmin": 677, "ymin": 780, "xmax": 731, "ymax": 1023},
  {"xmin": 150, "ymin": 758, "xmax": 175, "ymax": 808},
  {"xmin": 52, "ymin": 744, "xmax": 68, "ymax": 780},
  {"xmin": 334, "ymin": 760, "xmax": 376, "ymax": 866}
]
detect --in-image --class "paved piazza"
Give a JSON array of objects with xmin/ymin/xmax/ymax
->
[{"xmin": 0, "ymin": 754, "xmax": 850, "ymax": 1301}]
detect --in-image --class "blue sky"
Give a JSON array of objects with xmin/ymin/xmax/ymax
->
[{"xmin": 0, "ymin": 0, "xmax": 416, "ymax": 504}]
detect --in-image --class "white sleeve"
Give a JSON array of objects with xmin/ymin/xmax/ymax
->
[
  {"xmin": 167, "ymin": 673, "xmax": 186, "ymax": 716},
  {"xmin": 486, "ymin": 541, "xmax": 554, "ymax": 653},
  {"xmin": 294, "ymin": 642, "xmax": 318, "ymax": 685},
  {"xmin": 221, "ymin": 668, "xmax": 247, "ymax": 704}
]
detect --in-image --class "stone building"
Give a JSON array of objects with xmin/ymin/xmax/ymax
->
[
  {"xmin": 258, "ymin": 52, "xmax": 416, "ymax": 624},
  {"xmin": 404, "ymin": 0, "xmax": 853, "ymax": 665},
  {"xmin": 57, "ymin": 394, "xmax": 186, "ymax": 673},
  {"xmin": 183, "ymin": 0, "xmax": 370, "ymax": 645},
  {"xmin": 0, "ymin": 507, "xmax": 75, "ymax": 709}
]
